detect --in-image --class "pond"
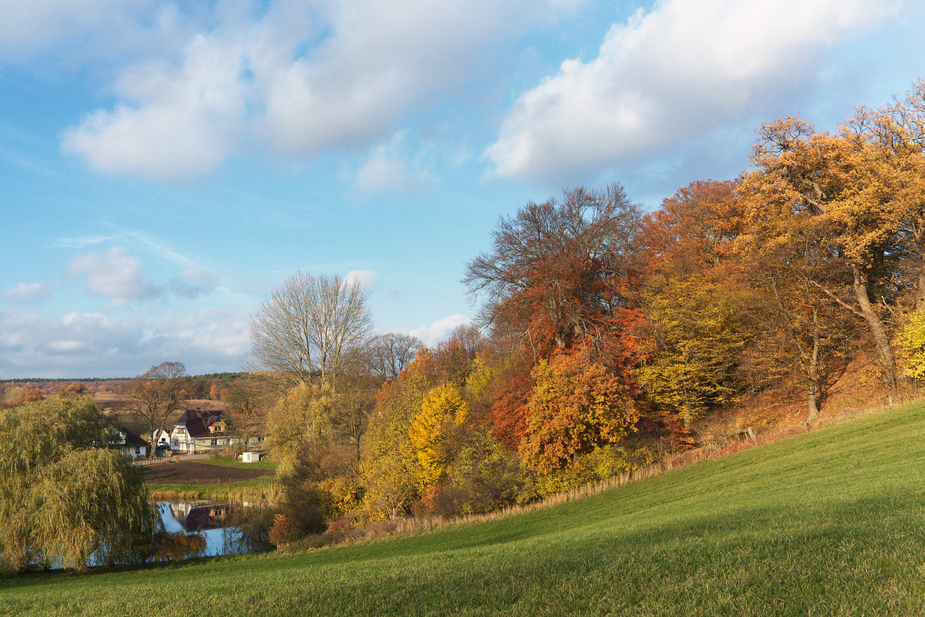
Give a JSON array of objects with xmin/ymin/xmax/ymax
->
[{"xmin": 157, "ymin": 502, "xmax": 249, "ymax": 558}]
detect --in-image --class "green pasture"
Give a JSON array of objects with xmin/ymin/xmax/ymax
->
[
  {"xmin": 194, "ymin": 454, "xmax": 279, "ymax": 471},
  {"xmin": 3, "ymin": 402, "xmax": 925, "ymax": 616}
]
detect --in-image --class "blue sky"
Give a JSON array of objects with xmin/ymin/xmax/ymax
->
[{"xmin": 2, "ymin": 0, "xmax": 924, "ymax": 379}]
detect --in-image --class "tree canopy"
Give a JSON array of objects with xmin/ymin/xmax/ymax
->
[{"xmin": 0, "ymin": 396, "xmax": 157, "ymax": 572}]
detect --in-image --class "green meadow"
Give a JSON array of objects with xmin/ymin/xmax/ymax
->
[{"xmin": 3, "ymin": 402, "xmax": 925, "ymax": 616}]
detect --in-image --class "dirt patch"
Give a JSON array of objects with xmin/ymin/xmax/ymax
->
[{"xmin": 143, "ymin": 461, "xmax": 274, "ymax": 485}]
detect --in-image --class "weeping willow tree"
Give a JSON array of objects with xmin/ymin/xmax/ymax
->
[{"xmin": 0, "ymin": 396, "xmax": 158, "ymax": 573}]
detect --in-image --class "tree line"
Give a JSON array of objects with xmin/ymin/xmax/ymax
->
[{"xmin": 219, "ymin": 80, "xmax": 925, "ymax": 542}]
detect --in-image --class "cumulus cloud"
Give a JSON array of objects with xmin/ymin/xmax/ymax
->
[
  {"xmin": 152, "ymin": 307, "xmax": 251, "ymax": 361},
  {"xmin": 485, "ymin": 0, "xmax": 900, "ymax": 181},
  {"xmin": 56, "ymin": 0, "xmax": 573, "ymax": 182},
  {"xmin": 61, "ymin": 31, "xmax": 248, "ymax": 182},
  {"xmin": 410, "ymin": 314, "xmax": 471, "ymax": 347},
  {"xmin": 0, "ymin": 308, "xmax": 145, "ymax": 377},
  {"xmin": 68, "ymin": 246, "xmax": 160, "ymax": 303},
  {"xmin": 2, "ymin": 282, "xmax": 52, "ymax": 303},
  {"xmin": 169, "ymin": 267, "xmax": 220, "ymax": 299}
]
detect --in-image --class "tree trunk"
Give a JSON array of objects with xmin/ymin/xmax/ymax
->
[
  {"xmin": 806, "ymin": 305, "xmax": 821, "ymax": 423},
  {"xmin": 852, "ymin": 265, "xmax": 898, "ymax": 394},
  {"xmin": 916, "ymin": 239, "xmax": 925, "ymax": 311}
]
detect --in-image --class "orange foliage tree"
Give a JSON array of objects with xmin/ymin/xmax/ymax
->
[
  {"xmin": 464, "ymin": 184, "xmax": 648, "ymax": 449},
  {"xmin": 520, "ymin": 353, "xmax": 639, "ymax": 474}
]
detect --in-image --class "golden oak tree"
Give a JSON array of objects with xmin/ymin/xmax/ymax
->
[{"xmin": 740, "ymin": 116, "xmax": 922, "ymax": 394}]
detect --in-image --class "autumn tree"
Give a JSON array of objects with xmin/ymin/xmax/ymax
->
[
  {"xmin": 331, "ymin": 368, "xmax": 379, "ymax": 464},
  {"xmin": 266, "ymin": 382, "xmax": 334, "ymax": 476},
  {"xmin": 57, "ymin": 382, "xmax": 87, "ymax": 398},
  {"xmin": 735, "ymin": 225, "xmax": 857, "ymax": 421},
  {"xmin": 127, "ymin": 361, "xmax": 189, "ymax": 452},
  {"xmin": 635, "ymin": 180, "xmax": 751, "ymax": 425},
  {"xmin": 0, "ymin": 396, "xmax": 157, "ymax": 572},
  {"xmin": 408, "ymin": 384, "xmax": 469, "ymax": 488},
  {"xmin": 639, "ymin": 180, "xmax": 744, "ymax": 278},
  {"xmin": 360, "ymin": 351, "xmax": 437, "ymax": 520},
  {"xmin": 249, "ymin": 272, "xmax": 374, "ymax": 388},
  {"xmin": 635, "ymin": 275, "xmax": 749, "ymax": 423},
  {"xmin": 464, "ymin": 183, "xmax": 643, "ymax": 358},
  {"xmin": 865, "ymin": 80, "xmax": 925, "ymax": 310},
  {"xmin": 464, "ymin": 184, "xmax": 647, "ymax": 447},
  {"xmin": 520, "ymin": 353, "xmax": 639, "ymax": 474},
  {"xmin": 223, "ymin": 375, "xmax": 279, "ymax": 448},
  {"xmin": 740, "ymin": 117, "xmax": 917, "ymax": 395}
]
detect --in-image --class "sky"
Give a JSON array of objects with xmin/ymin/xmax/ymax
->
[{"xmin": 2, "ymin": 0, "xmax": 924, "ymax": 379}]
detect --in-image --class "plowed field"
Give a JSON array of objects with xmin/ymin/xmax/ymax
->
[{"xmin": 143, "ymin": 461, "xmax": 274, "ymax": 484}]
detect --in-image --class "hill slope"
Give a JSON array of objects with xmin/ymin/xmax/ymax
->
[{"xmin": 3, "ymin": 402, "xmax": 925, "ymax": 616}]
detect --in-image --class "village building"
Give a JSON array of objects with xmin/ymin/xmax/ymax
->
[
  {"xmin": 113, "ymin": 428, "xmax": 150, "ymax": 459},
  {"xmin": 166, "ymin": 409, "xmax": 240, "ymax": 454}
]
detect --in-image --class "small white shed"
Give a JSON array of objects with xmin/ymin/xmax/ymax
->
[{"xmin": 240, "ymin": 451, "xmax": 262, "ymax": 463}]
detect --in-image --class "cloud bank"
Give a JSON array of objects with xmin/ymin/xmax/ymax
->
[
  {"xmin": 485, "ymin": 0, "xmax": 900, "ymax": 181},
  {"xmin": 54, "ymin": 0, "xmax": 576, "ymax": 183}
]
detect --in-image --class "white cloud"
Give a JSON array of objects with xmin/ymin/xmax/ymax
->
[
  {"xmin": 0, "ymin": 306, "xmax": 248, "ymax": 378},
  {"xmin": 152, "ymin": 307, "xmax": 251, "ymax": 360},
  {"xmin": 169, "ymin": 267, "xmax": 220, "ymax": 299},
  {"xmin": 344, "ymin": 269, "xmax": 378, "ymax": 289},
  {"xmin": 485, "ymin": 0, "xmax": 901, "ymax": 181},
  {"xmin": 68, "ymin": 246, "xmax": 160, "ymax": 303},
  {"xmin": 354, "ymin": 133, "xmax": 427, "ymax": 193},
  {"xmin": 0, "ymin": 308, "xmax": 145, "ymax": 377},
  {"xmin": 56, "ymin": 0, "xmax": 574, "ymax": 182},
  {"xmin": 0, "ymin": 0, "xmax": 158, "ymax": 57},
  {"xmin": 2, "ymin": 282, "xmax": 52, "ymax": 303},
  {"xmin": 410, "ymin": 314, "xmax": 471, "ymax": 347},
  {"xmin": 61, "ymin": 31, "xmax": 248, "ymax": 182}
]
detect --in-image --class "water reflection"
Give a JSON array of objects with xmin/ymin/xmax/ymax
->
[{"xmin": 157, "ymin": 502, "xmax": 245, "ymax": 558}]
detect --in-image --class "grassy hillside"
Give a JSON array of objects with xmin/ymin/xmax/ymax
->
[{"xmin": 4, "ymin": 402, "xmax": 925, "ymax": 616}]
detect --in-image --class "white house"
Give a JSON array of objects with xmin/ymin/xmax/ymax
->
[{"xmin": 168, "ymin": 409, "xmax": 242, "ymax": 454}]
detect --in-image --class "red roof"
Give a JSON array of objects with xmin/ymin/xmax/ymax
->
[{"xmin": 174, "ymin": 409, "xmax": 226, "ymax": 439}]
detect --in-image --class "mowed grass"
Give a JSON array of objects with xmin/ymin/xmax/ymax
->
[
  {"xmin": 4, "ymin": 402, "xmax": 925, "ymax": 616},
  {"xmin": 195, "ymin": 454, "xmax": 279, "ymax": 471}
]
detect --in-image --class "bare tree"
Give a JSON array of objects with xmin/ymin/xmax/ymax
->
[
  {"xmin": 368, "ymin": 333, "xmax": 423, "ymax": 379},
  {"xmin": 249, "ymin": 272, "xmax": 374, "ymax": 388},
  {"xmin": 126, "ymin": 361, "xmax": 189, "ymax": 454},
  {"xmin": 223, "ymin": 375, "xmax": 280, "ymax": 448}
]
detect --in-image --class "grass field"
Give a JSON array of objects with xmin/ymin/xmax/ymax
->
[
  {"xmin": 194, "ymin": 454, "xmax": 279, "ymax": 471},
  {"xmin": 3, "ymin": 401, "xmax": 925, "ymax": 616}
]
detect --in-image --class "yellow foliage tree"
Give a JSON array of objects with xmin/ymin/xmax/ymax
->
[
  {"xmin": 361, "ymin": 351, "xmax": 436, "ymax": 520},
  {"xmin": 266, "ymin": 382, "xmax": 333, "ymax": 476},
  {"xmin": 408, "ymin": 384, "xmax": 469, "ymax": 488},
  {"xmin": 635, "ymin": 274, "xmax": 748, "ymax": 423}
]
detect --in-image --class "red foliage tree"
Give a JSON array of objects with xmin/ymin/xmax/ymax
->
[{"xmin": 465, "ymin": 185, "xmax": 649, "ymax": 450}]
